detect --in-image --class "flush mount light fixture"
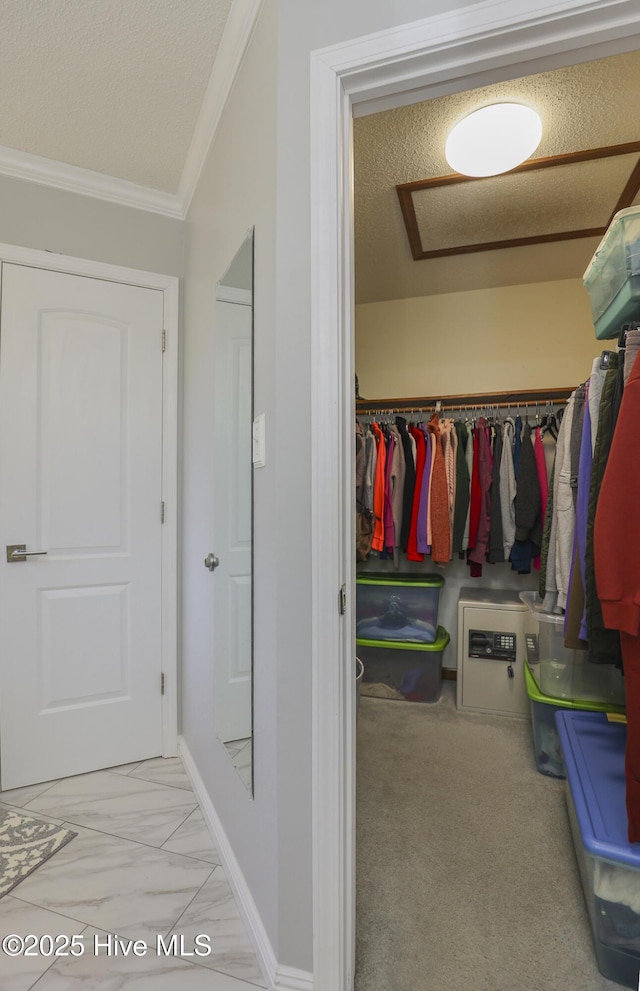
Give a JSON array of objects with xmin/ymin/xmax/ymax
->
[{"xmin": 445, "ymin": 103, "xmax": 543, "ymax": 177}]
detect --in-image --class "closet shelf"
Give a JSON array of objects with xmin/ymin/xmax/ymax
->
[{"xmin": 355, "ymin": 386, "xmax": 574, "ymax": 414}]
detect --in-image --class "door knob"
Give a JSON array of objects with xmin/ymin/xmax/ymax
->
[
  {"xmin": 204, "ymin": 553, "xmax": 219, "ymax": 572},
  {"xmin": 6, "ymin": 544, "xmax": 48, "ymax": 563}
]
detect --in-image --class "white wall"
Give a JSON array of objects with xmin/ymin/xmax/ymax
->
[
  {"xmin": 0, "ymin": 174, "xmax": 185, "ymax": 275},
  {"xmin": 181, "ymin": 0, "xmax": 280, "ymax": 958},
  {"xmin": 356, "ymin": 278, "xmax": 600, "ymax": 399},
  {"xmin": 185, "ymin": 0, "xmax": 623, "ymax": 978},
  {"xmin": 274, "ymin": 0, "xmax": 492, "ymax": 972}
]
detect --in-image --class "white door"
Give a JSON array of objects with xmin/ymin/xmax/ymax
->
[
  {"xmin": 0, "ymin": 263, "xmax": 165, "ymax": 789},
  {"xmin": 212, "ymin": 296, "xmax": 252, "ymax": 744}
]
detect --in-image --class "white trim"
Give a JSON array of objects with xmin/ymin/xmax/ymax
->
[
  {"xmin": 0, "ymin": 144, "xmax": 183, "ymax": 219},
  {"xmin": 215, "ymin": 285, "xmax": 253, "ymax": 305},
  {"xmin": 177, "ymin": 0, "xmax": 265, "ymax": 215},
  {"xmin": 0, "ymin": 241, "xmax": 180, "ymax": 760},
  {"xmin": 310, "ymin": 3, "xmax": 640, "ymax": 990},
  {"xmin": 178, "ymin": 736, "xmax": 281, "ymax": 990},
  {"xmin": 273, "ymin": 965, "xmax": 315, "ymax": 991}
]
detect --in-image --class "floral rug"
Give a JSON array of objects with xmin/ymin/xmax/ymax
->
[{"xmin": 0, "ymin": 806, "xmax": 76, "ymax": 897}]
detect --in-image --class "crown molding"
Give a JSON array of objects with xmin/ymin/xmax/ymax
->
[
  {"xmin": 0, "ymin": 0, "xmax": 264, "ymax": 220},
  {"xmin": 0, "ymin": 144, "xmax": 184, "ymax": 218},
  {"xmin": 176, "ymin": 0, "xmax": 264, "ymax": 216}
]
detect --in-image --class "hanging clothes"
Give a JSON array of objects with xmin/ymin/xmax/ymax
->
[
  {"xmin": 510, "ymin": 422, "xmax": 541, "ymax": 575},
  {"xmin": 532, "ymin": 425, "xmax": 549, "ymax": 570},
  {"xmin": 406, "ymin": 426, "xmax": 426, "ymax": 562},
  {"xmin": 569, "ymin": 384, "xmax": 587, "ymax": 510},
  {"xmin": 428, "ymin": 414, "xmax": 451, "ymax": 565},
  {"xmin": 355, "ymin": 419, "xmax": 373, "ymax": 562},
  {"xmin": 487, "ymin": 422, "xmax": 504, "ymax": 564},
  {"xmin": 461, "ymin": 420, "xmax": 474, "ymax": 552},
  {"xmin": 624, "ymin": 328, "xmax": 640, "ymax": 385},
  {"xmin": 468, "ymin": 416, "xmax": 492, "ymax": 574},
  {"xmin": 594, "ymin": 346, "xmax": 640, "ymax": 842},
  {"xmin": 383, "ymin": 429, "xmax": 396, "ymax": 554},
  {"xmin": 500, "ymin": 417, "xmax": 517, "ymax": 561},
  {"xmin": 389, "ymin": 423, "xmax": 406, "ymax": 567},
  {"xmin": 554, "ymin": 396, "xmax": 577, "ymax": 609},
  {"xmin": 416, "ymin": 427, "xmax": 432, "ymax": 555},
  {"xmin": 564, "ymin": 380, "xmax": 591, "ymax": 649},
  {"xmin": 370, "ymin": 420, "xmax": 387, "ymax": 553},
  {"xmin": 441, "ymin": 418, "xmax": 457, "ymax": 559},
  {"xmin": 585, "ymin": 354, "xmax": 622, "ymax": 665},
  {"xmin": 541, "ymin": 392, "xmax": 575, "ymax": 613},
  {"xmin": 396, "ymin": 416, "xmax": 415, "ymax": 554},
  {"xmin": 362, "ymin": 423, "xmax": 377, "ymax": 514},
  {"xmin": 468, "ymin": 426, "xmax": 481, "ymax": 555},
  {"xmin": 451, "ymin": 420, "xmax": 470, "ymax": 555}
]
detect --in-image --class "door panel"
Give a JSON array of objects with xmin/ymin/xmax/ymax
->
[
  {"xmin": 213, "ymin": 300, "xmax": 252, "ymax": 744},
  {"xmin": 0, "ymin": 263, "xmax": 164, "ymax": 789}
]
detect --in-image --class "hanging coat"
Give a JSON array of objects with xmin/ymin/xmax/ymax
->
[{"xmin": 594, "ymin": 347, "xmax": 640, "ymax": 842}]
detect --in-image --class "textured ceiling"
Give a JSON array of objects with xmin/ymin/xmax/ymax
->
[
  {"xmin": 0, "ymin": 0, "xmax": 232, "ymax": 193},
  {"xmin": 354, "ymin": 50, "xmax": 640, "ymax": 303}
]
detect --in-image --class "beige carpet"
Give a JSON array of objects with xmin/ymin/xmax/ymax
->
[
  {"xmin": 0, "ymin": 806, "xmax": 76, "ymax": 898},
  {"xmin": 355, "ymin": 683, "xmax": 627, "ymax": 991}
]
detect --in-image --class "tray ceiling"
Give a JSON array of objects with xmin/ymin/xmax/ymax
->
[{"xmin": 354, "ymin": 50, "xmax": 640, "ymax": 304}]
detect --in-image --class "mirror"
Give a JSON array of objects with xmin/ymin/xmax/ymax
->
[{"xmin": 213, "ymin": 229, "xmax": 254, "ymax": 795}]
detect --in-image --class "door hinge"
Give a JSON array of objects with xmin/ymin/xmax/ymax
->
[
  {"xmin": 338, "ymin": 583, "xmax": 346, "ymax": 616},
  {"xmin": 161, "ymin": 672, "xmax": 165, "ymax": 695},
  {"xmin": 160, "ymin": 501, "xmax": 165, "ymax": 524},
  {"xmin": 162, "ymin": 329, "xmax": 166, "ymax": 352}
]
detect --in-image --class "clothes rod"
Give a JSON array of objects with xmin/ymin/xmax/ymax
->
[{"xmin": 355, "ymin": 386, "xmax": 574, "ymax": 414}]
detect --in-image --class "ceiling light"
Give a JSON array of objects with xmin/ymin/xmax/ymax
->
[{"xmin": 445, "ymin": 103, "xmax": 543, "ymax": 178}]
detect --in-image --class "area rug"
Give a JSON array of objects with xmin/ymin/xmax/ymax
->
[{"xmin": 0, "ymin": 806, "xmax": 76, "ymax": 898}]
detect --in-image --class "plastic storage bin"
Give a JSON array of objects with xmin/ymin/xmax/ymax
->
[
  {"xmin": 524, "ymin": 663, "xmax": 625, "ymax": 779},
  {"xmin": 356, "ymin": 627, "xmax": 450, "ymax": 703},
  {"xmin": 519, "ymin": 591, "xmax": 626, "ymax": 707},
  {"xmin": 556, "ymin": 710, "xmax": 640, "ymax": 989},
  {"xmin": 583, "ymin": 206, "xmax": 640, "ymax": 339},
  {"xmin": 356, "ymin": 573, "xmax": 444, "ymax": 644}
]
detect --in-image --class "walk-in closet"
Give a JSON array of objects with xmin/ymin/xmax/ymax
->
[{"xmin": 353, "ymin": 49, "xmax": 640, "ymax": 991}]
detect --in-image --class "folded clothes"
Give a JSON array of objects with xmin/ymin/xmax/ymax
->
[{"xmin": 356, "ymin": 618, "xmax": 436, "ymax": 643}]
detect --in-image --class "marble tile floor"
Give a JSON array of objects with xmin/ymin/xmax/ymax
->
[{"xmin": 0, "ymin": 757, "xmax": 268, "ymax": 991}]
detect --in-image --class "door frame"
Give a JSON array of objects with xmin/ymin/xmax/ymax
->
[
  {"xmin": 309, "ymin": 2, "xmax": 640, "ymax": 988},
  {"xmin": 0, "ymin": 242, "xmax": 179, "ymax": 761}
]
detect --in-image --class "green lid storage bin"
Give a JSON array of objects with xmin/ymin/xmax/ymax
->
[
  {"xmin": 519, "ymin": 592, "xmax": 626, "ymax": 707},
  {"xmin": 524, "ymin": 662, "xmax": 625, "ymax": 779},
  {"xmin": 356, "ymin": 626, "xmax": 450, "ymax": 703},
  {"xmin": 356, "ymin": 572, "xmax": 444, "ymax": 645}
]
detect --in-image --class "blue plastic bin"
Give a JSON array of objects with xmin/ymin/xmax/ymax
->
[{"xmin": 556, "ymin": 710, "xmax": 640, "ymax": 989}]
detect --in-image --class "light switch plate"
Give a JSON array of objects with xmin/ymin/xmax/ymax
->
[{"xmin": 252, "ymin": 413, "xmax": 266, "ymax": 467}]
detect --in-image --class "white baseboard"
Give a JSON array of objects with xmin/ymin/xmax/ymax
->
[
  {"xmin": 178, "ymin": 736, "xmax": 314, "ymax": 991},
  {"xmin": 273, "ymin": 964, "xmax": 315, "ymax": 991}
]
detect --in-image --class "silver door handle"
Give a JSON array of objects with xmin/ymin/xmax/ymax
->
[
  {"xmin": 6, "ymin": 544, "xmax": 48, "ymax": 563},
  {"xmin": 204, "ymin": 553, "xmax": 219, "ymax": 572}
]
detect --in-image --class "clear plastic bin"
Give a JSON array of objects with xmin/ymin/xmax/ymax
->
[
  {"xmin": 523, "ymin": 663, "xmax": 623, "ymax": 778},
  {"xmin": 356, "ymin": 573, "xmax": 444, "ymax": 645},
  {"xmin": 583, "ymin": 206, "xmax": 640, "ymax": 339},
  {"xmin": 557, "ymin": 711, "xmax": 640, "ymax": 989},
  {"xmin": 519, "ymin": 591, "xmax": 626, "ymax": 707},
  {"xmin": 356, "ymin": 626, "xmax": 450, "ymax": 703}
]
